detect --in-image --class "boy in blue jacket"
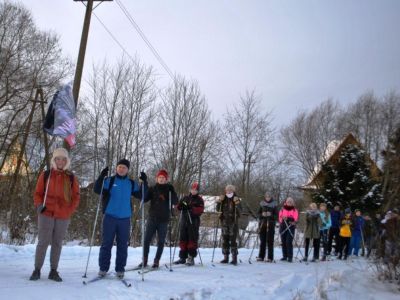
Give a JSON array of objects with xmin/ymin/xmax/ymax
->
[
  {"xmin": 348, "ymin": 209, "xmax": 365, "ymax": 257},
  {"xmin": 94, "ymin": 159, "xmax": 147, "ymax": 278}
]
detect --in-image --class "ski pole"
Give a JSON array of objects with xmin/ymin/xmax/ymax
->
[
  {"xmin": 186, "ymin": 209, "xmax": 203, "ymax": 266},
  {"xmin": 83, "ymin": 176, "xmax": 106, "ymax": 278},
  {"xmin": 141, "ymin": 180, "xmax": 145, "ymax": 281},
  {"xmin": 211, "ymin": 203, "xmax": 221, "ymax": 266},
  {"xmin": 172, "ymin": 210, "xmax": 183, "ymax": 263},
  {"xmin": 283, "ymin": 218, "xmax": 305, "ymax": 260},
  {"xmin": 248, "ymin": 220, "xmax": 263, "ymax": 263},
  {"xmin": 169, "ymin": 191, "xmax": 173, "ymax": 272},
  {"xmin": 129, "ymin": 202, "xmax": 142, "ymax": 247}
]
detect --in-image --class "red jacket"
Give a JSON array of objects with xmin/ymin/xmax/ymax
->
[{"xmin": 34, "ymin": 169, "xmax": 80, "ymax": 219}]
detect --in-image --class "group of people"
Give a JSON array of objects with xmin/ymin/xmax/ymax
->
[{"xmin": 28, "ymin": 147, "xmax": 399, "ymax": 282}]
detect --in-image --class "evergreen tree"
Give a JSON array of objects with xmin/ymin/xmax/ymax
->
[{"xmin": 314, "ymin": 144, "xmax": 382, "ymax": 213}]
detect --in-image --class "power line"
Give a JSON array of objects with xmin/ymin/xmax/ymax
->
[
  {"xmin": 115, "ymin": 0, "xmax": 175, "ymax": 81},
  {"xmin": 79, "ymin": 1, "xmax": 137, "ymax": 64}
]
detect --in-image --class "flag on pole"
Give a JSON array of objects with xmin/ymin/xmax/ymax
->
[{"xmin": 43, "ymin": 83, "xmax": 77, "ymax": 147}]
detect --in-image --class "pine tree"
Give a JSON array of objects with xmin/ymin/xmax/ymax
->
[
  {"xmin": 314, "ymin": 144, "xmax": 383, "ymax": 213},
  {"xmin": 382, "ymin": 126, "xmax": 400, "ymax": 210}
]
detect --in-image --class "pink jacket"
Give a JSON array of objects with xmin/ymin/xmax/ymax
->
[{"xmin": 279, "ymin": 207, "xmax": 299, "ymax": 224}]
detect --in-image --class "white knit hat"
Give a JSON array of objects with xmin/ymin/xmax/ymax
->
[{"xmin": 51, "ymin": 148, "xmax": 71, "ymax": 170}]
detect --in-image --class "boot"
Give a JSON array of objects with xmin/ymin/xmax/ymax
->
[
  {"xmin": 48, "ymin": 269, "xmax": 62, "ymax": 282},
  {"xmin": 230, "ymin": 254, "xmax": 238, "ymax": 265},
  {"xmin": 29, "ymin": 268, "xmax": 40, "ymax": 281},
  {"xmin": 152, "ymin": 258, "xmax": 159, "ymax": 269},
  {"xmin": 220, "ymin": 254, "xmax": 229, "ymax": 264},
  {"xmin": 287, "ymin": 257, "xmax": 293, "ymax": 263},
  {"xmin": 302, "ymin": 257, "xmax": 308, "ymax": 262},
  {"xmin": 138, "ymin": 257, "xmax": 148, "ymax": 268},
  {"xmin": 256, "ymin": 257, "xmax": 264, "ymax": 262},
  {"xmin": 185, "ymin": 256, "xmax": 194, "ymax": 266},
  {"xmin": 116, "ymin": 271, "xmax": 124, "ymax": 279},
  {"xmin": 174, "ymin": 258, "xmax": 186, "ymax": 265},
  {"xmin": 280, "ymin": 257, "xmax": 287, "ymax": 261},
  {"xmin": 98, "ymin": 270, "xmax": 107, "ymax": 277}
]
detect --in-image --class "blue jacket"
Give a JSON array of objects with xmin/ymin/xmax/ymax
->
[
  {"xmin": 94, "ymin": 174, "xmax": 147, "ymax": 219},
  {"xmin": 330, "ymin": 211, "xmax": 342, "ymax": 229},
  {"xmin": 352, "ymin": 216, "xmax": 365, "ymax": 235},
  {"xmin": 319, "ymin": 211, "xmax": 331, "ymax": 230}
]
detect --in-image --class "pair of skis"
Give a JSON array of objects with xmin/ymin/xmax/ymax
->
[{"xmin": 83, "ymin": 274, "xmax": 132, "ymax": 287}]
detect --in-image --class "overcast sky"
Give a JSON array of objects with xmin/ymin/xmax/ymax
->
[{"xmin": 21, "ymin": 0, "xmax": 400, "ymax": 127}]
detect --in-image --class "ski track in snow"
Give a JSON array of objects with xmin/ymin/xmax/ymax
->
[{"xmin": 0, "ymin": 244, "xmax": 398, "ymax": 300}]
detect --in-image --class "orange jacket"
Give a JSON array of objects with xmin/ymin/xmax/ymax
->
[{"xmin": 34, "ymin": 169, "xmax": 80, "ymax": 219}]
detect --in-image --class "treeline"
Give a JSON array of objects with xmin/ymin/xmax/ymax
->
[{"xmin": 0, "ymin": 2, "xmax": 399, "ymax": 246}]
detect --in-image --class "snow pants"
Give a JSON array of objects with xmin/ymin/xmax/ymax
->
[
  {"xmin": 258, "ymin": 221, "xmax": 275, "ymax": 260},
  {"xmin": 179, "ymin": 215, "xmax": 200, "ymax": 259},
  {"xmin": 99, "ymin": 214, "xmax": 130, "ymax": 272},
  {"xmin": 143, "ymin": 218, "xmax": 168, "ymax": 260}
]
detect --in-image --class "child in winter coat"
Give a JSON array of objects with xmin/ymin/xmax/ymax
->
[
  {"xmin": 319, "ymin": 203, "xmax": 331, "ymax": 261},
  {"xmin": 174, "ymin": 182, "xmax": 205, "ymax": 266},
  {"xmin": 337, "ymin": 208, "xmax": 353, "ymax": 260},
  {"xmin": 257, "ymin": 192, "xmax": 278, "ymax": 262},
  {"xmin": 94, "ymin": 159, "xmax": 147, "ymax": 278},
  {"xmin": 303, "ymin": 203, "xmax": 322, "ymax": 262},
  {"xmin": 30, "ymin": 148, "xmax": 80, "ymax": 282},
  {"xmin": 141, "ymin": 169, "xmax": 178, "ymax": 268},
  {"xmin": 278, "ymin": 197, "xmax": 299, "ymax": 262},
  {"xmin": 216, "ymin": 185, "xmax": 242, "ymax": 265},
  {"xmin": 348, "ymin": 209, "xmax": 365, "ymax": 257},
  {"xmin": 328, "ymin": 205, "xmax": 342, "ymax": 255}
]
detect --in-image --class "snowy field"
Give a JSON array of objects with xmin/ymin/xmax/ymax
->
[{"xmin": 0, "ymin": 244, "xmax": 398, "ymax": 300}]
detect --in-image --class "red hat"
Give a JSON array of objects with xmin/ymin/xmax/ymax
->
[
  {"xmin": 191, "ymin": 182, "xmax": 199, "ymax": 191},
  {"xmin": 156, "ymin": 169, "xmax": 168, "ymax": 179}
]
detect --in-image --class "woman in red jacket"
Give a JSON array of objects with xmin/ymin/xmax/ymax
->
[{"xmin": 29, "ymin": 148, "xmax": 80, "ymax": 282}]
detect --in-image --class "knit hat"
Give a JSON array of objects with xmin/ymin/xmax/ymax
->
[
  {"xmin": 191, "ymin": 182, "xmax": 199, "ymax": 191},
  {"xmin": 51, "ymin": 148, "xmax": 70, "ymax": 171},
  {"xmin": 345, "ymin": 208, "xmax": 351, "ymax": 214},
  {"xmin": 156, "ymin": 169, "xmax": 168, "ymax": 179},
  {"xmin": 117, "ymin": 159, "xmax": 130, "ymax": 169}
]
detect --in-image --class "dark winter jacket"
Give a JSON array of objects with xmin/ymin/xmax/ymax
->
[
  {"xmin": 352, "ymin": 216, "xmax": 365, "ymax": 236},
  {"xmin": 304, "ymin": 210, "xmax": 322, "ymax": 239},
  {"xmin": 177, "ymin": 193, "xmax": 205, "ymax": 221},
  {"xmin": 330, "ymin": 210, "xmax": 342, "ymax": 229},
  {"xmin": 258, "ymin": 198, "xmax": 278, "ymax": 226},
  {"xmin": 145, "ymin": 183, "xmax": 178, "ymax": 223},
  {"xmin": 216, "ymin": 193, "xmax": 242, "ymax": 225}
]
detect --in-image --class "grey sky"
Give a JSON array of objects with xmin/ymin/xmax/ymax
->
[{"xmin": 22, "ymin": 0, "xmax": 400, "ymax": 126}]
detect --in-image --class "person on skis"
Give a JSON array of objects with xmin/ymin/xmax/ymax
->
[
  {"xmin": 94, "ymin": 159, "xmax": 147, "ymax": 279},
  {"xmin": 140, "ymin": 169, "xmax": 178, "ymax": 269},
  {"xmin": 174, "ymin": 182, "xmax": 205, "ymax": 266},
  {"xmin": 256, "ymin": 192, "xmax": 278, "ymax": 262},
  {"xmin": 303, "ymin": 203, "xmax": 322, "ymax": 262},
  {"xmin": 278, "ymin": 197, "xmax": 298, "ymax": 262},
  {"xmin": 216, "ymin": 185, "xmax": 242, "ymax": 265}
]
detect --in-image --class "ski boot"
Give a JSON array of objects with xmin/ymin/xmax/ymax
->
[
  {"xmin": 220, "ymin": 254, "xmax": 229, "ymax": 264},
  {"xmin": 29, "ymin": 268, "xmax": 40, "ymax": 281},
  {"xmin": 48, "ymin": 269, "xmax": 62, "ymax": 282}
]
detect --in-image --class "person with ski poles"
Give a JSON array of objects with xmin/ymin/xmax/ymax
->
[
  {"xmin": 327, "ymin": 205, "xmax": 342, "ymax": 256},
  {"xmin": 348, "ymin": 209, "xmax": 365, "ymax": 257},
  {"xmin": 303, "ymin": 203, "xmax": 322, "ymax": 262},
  {"xmin": 215, "ymin": 185, "xmax": 242, "ymax": 265},
  {"xmin": 319, "ymin": 203, "xmax": 331, "ymax": 261},
  {"xmin": 278, "ymin": 197, "xmax": 299, "ymax": 262},
  {"xmin": 256, "ymin": 192, "xmax": 278, "ymax": 262},
  {"xmin": 139, "ymin": 169, "xmax": 178, "ymax": 269},
  {"xmin": 94, "ymin": 159, "xmax": 147, "ymax": 279},
  {"xmin": 337, "ymin": 208, "xmax": 353, "ymax": 260},
  {"xmin": 30, "ymin": 148, "xmax": 80, "ymax": 282},
  {"xmin": 174, "ymin": 182, "xmax": 205, "ymax": 266}
]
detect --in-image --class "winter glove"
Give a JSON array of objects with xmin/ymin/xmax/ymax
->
[
  {"xmin": 37, "ymin": 203, "xmax": 46, "ymax": 214},
  {"xmin": 100, "ymin": 167, "xmax": 109, "ymax": 178},
  {"xmin": 179, "ymin": 200, "xmax": 191, "ymax": 211},
  {"xmin": 139, "ymin": 171, "xmax": 147, "ymax": 182},
  {"xmin": 215, "ymin": 195, "xmax": 224, "ymax": 203},
  {"xmin": 233, "ymin": 197, "xmax": 241, "ymax": 205}
]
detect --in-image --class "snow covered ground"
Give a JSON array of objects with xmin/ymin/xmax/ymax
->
[{"xmin": 0, "ymin": 244, "xmax": 398, "ymax": 300}]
